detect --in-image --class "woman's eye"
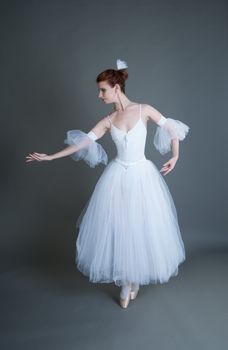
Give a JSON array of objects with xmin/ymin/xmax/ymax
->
[{"xmin": 98, "ymin": 88, "xmax": 106, "ymax": 93}]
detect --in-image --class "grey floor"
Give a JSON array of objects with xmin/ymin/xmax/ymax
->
[{"xmin": 1, "ymin": 229, "xmax": 227, "ymax": 350}]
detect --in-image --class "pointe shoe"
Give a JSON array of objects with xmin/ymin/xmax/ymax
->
[
  {"xmin": 119, "ymin": 291, "xmax": 131, "ymax": 309},
  {"xmin": 130, "ymin": 288, "xmax": 139, "ymax": 300}
]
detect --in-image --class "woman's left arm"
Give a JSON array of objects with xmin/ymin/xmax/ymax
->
[
  {"xmin": 159, "ymin": 139, "xmax": 179, "ymax": 176},
  {"xmin": 144, "ymin": 104, "xmax": 190, "ymax": 176}
]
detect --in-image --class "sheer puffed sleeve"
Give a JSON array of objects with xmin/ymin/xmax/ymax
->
[
  {"xmin": 153, "ymin": 116, "xmax": 190, "ymax": 155},
  {"xmin": 64, "ymin": 130, "xmax": 108, "ymax": 168}
]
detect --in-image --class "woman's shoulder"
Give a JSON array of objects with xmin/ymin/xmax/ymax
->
[{"xmin": 141, "ymin": 103, "xmax": 161, "ymax": 122}]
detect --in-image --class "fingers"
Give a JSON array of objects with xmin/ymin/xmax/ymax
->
[
  {"xmin": 30, "ymin": 153, "xmax": 40, "ymax": 160},
  {"xmin": 160, "ymin": 164, "xmax": 174, "ymax": 176},
  {"xmin": 160, "ymin": 160, "xmax": 173, "ymax": 172},
  {"xmin": 25, "ymin": 153, "xmax": 42, "ymax": 162},
  {"xmin": 162, "ymin": 161, "xmax": 169, "ymax": 167},
  {"xmin": 161, "ymin": 169, "xmax": 171, "ymax": 176},
  {"xmin": 163, "ymin": 169, "xmax": 171, "ymax": 176},
  {"xmin": 25, "ymin": 154, "xmax": 35, "ymax": 162},
  {"xmin": 160, "ymin": 165, "xmax": 170, "ymax": 172},
  {"xmin": 160, "ymin": 165, "xmax": 169, "ymax": 170},
  {"xmin": 159, "ymin": 158, "xmax": 177, "ymax": 176}
]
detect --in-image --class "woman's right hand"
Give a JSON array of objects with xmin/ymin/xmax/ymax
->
[{"xmin": 26, "ymin": 152, "xmax": 53, "ymax": 163}]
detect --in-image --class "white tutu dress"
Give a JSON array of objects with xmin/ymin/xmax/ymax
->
[{"xmin": 64, "ymin": 104, "xmax": 190, "ymax": 287}]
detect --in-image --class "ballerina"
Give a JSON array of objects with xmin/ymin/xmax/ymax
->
[{"xmin": 26, "ymin": 58, "xmax": 190, "ymax": 309}]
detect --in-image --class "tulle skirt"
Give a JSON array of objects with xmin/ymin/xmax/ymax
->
[{"xmin": 75, "ymin": 157, "xmax": 185, "ymax": 287}]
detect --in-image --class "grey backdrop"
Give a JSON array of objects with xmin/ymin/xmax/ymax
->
[
  {"xmin": 1, "ymin": 1, "xmax": 228, "ymax": 349},
  {"xmin": 1, "ymin": 0, "xmax": 227, "ymax": 271}
]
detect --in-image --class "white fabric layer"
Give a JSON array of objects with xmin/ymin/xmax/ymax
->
[
  {"xmin": 157, "ymin": 115, "xmax": 167, "ymax": 126},
  {"xmin": 75, "ymin": 105, "xmax": 188, "ymax": 287},
  {"xmin": 87, "ymin": 130, "xmax": 98, "ymax": 141},
  {"xmin": 64, "ymin": 130, "xmax": 108, "ymax": 168},
  {"xmin": 153, "ymin": 118, "xmax": 190, "ymax": 155},
  {"xmin": 76, "ymin": 157, "xmax": 185, "ymax": 287}
]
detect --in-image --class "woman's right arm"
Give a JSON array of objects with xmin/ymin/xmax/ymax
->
[{"xmin": 26, "ymin": 116, "xmax": 111, "ymax": 167}]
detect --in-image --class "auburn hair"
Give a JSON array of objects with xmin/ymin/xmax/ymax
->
[{"xmin": 96, "ymin": 68, "xmax": 128, "ymax": 93}]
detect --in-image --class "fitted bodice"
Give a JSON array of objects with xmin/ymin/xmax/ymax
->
[{"xmin": 108, "ymin": 104, "xmax": 147, "ymax": 162}]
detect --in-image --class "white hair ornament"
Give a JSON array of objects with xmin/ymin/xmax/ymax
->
[{"xmin": 116, "ymin": 59, "xmax": 128, "ymax": 70}]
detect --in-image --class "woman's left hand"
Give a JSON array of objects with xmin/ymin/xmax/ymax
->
[{"xmin": 160, "ymin": 156, "xmax": 178, "ymax": 176}]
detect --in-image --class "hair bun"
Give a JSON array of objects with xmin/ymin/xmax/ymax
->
[
  {"xmin": 117, "ymin": 68, "xmax": 128, "ymax": 81},
  {"xmin": 96, "ymin": 59, "xmax": 129, "ymax": 93}
]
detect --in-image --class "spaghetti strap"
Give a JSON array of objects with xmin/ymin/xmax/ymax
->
[
  {"xmin": 139, "ymin": 104, "xmax": 142, "ymax": 120},
  {"xmin": 107, "ymin": 115, "xmax": 112, "ymax": 128}
]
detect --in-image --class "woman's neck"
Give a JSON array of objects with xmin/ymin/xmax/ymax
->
[{"xmin": 113, "ymin": 93, "xmax": 133, "ymax": 111}]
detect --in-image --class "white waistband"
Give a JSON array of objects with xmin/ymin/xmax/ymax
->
[{"xmin": 114, "ymin": 155, "xmax": 146, "ymax": 167}]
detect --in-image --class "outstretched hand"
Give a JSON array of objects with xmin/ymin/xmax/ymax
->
[
  {"xmin": 25, "ymin": 152, "xmax": 53, "ymax": 163},
  {"xmin": 160, "ymin": 156, "xmax": 178, "ymax": 176}
]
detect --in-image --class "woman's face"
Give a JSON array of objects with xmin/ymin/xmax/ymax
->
[{"xmin": 97, "ymin": 81, "xmax": 119, "ymax": 104}]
